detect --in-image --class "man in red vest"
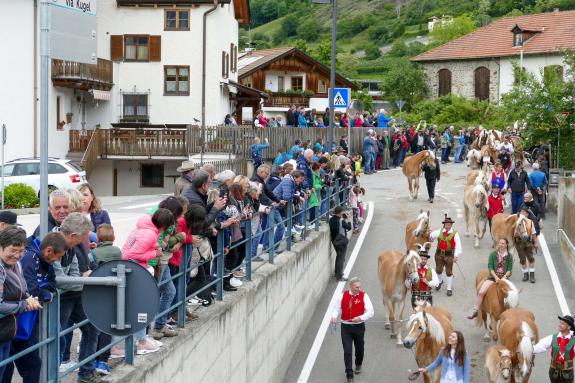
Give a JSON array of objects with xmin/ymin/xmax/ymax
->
[
  {"xmin": 331, "ymin": 277, "xmax": 374, "ymax": 383},
  {"xmin": 534, "ymin": 315, "xmax": 575, "ymax": 382},
  {"xmin": 404, "ymin": 244, "xmax": 439, "ymax": 308},
  {"xmin": 429, "ymin": 214, "xmax": 462, "ymax": 297}
]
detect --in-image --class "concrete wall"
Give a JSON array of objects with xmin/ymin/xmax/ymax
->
[
  {"xmin": 109, "ymin": 226, "xmax": 335, "ymax": 383},
  {"xmin": 499, "ymin": 54, "xmax": 567, "ymax": 95}
]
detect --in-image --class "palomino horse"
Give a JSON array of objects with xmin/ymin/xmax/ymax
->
[
  {"xmin": 490, "ymin": 213, "xmax": 531, "ymax": 250},
  {"xmin": 403, "ymin": 302, "xmax": 453, "ymax": 383},
  {"xmin": 466, "ymin": 169, "xmax": 491, "ymax": 192},
  {"xmin": 467, "ymin": 148, "xmax": 482, "ymax": 170},
  {"xmin": 405, "ymin": 210, "xmax": 431, "ymax": 251},
  {"xmin": 485, "ymin": 345, "xmax": 513, "ymax": 383},
  {"xmin": 402, "ymin": 150, "xmax": 436, "ymax": 200},
  {"xmin": 475, "ymin": 269, "xmax": 521, "ymax": 341},
  {"xmin": 481, "ymin": 144, "xmax": 498, "ymax": 172},
  {"xmin": 463, "ymin": 182, "xmax": 489, "ymax": 248},
  {"xmin": 498, "ymin": 308, "xmax": 539, "ymax": 383},
  {"xmin": 377, "ymin": 249, "xmax": 421, "ymax": 344}
]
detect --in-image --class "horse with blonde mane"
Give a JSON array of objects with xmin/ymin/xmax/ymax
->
[
  {"xmin": 490, "ymin": 213, "xmax": 531, "ymax": 250},
  {"xmin": 474, "ymin": 269, "xmax": 521, "ymax": 341},
  {"xmin": 405, "ymin": 210, "xmax": 431, "ymax": 251},
  {"xmin": 402, "ymin": 150, "xmax": 436, "ymax": 200},
  {"xmin": 498, "ymin": 308, "xmax": 539, "ymax": 383},
  {"xmin": 377, "ymin": 249, "xmax": 421, "ymax": 344},
  {"xmin": 485, "ymin": 345, "xmax": 513, "ymax": 383},
  {"xmin": 463, "ymin": 181, "xmax": 489, "ymax": 248},
  {"xmin": 403, "ymin": 302, "xmax": 453, "ymax": 383}
]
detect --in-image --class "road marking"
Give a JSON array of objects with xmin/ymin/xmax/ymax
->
[
  {"xmin": 118, "ymin": 201, "xmax": 160, "ymax": 210},
  {"xmin": 539, "ymin": 234, "xmax": 571, "ymax": 315},
  {"xmin": 296, "ymin": 201, "xmax": 375, "ymax": 383}
]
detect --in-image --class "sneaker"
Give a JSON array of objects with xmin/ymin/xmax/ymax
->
[
  {"xmin": 110, "ymin": 345, "xmax": 125, "ymax": 359},
  {"xmin": 60, "ymin": 360, "xmax": 77, "ymax": 373},
  {"xmin": 77, "ymin": 371, "xmax": 104, "ymax": 383},
  {"xmin": 233, "ymin": 269, "xmax": 245, "ymax": 278},
  {"xmin": 146, "ymin": 336, "xmax": 163, "ymax": 347},
  {"xmin": 294, "ymin": 224, "xmax": 304, "ymax": 230},
  {"xmin": 467, "ymin": 307, "xmax": 478, "ymax": 320},
  {"xmin": 151, "ymin": 325, "xmax": 178, "ymax": 340},
  {"xmin": 230, "ymin": 277, "xmax": 243, "ymax": 288},
  {"xmin": 95, "ymin": 361, "xmax": 111, "ymax": 375},
  {"xmin": 136, "ymin": 339, "xmax": 160, "ymax": 355},
  {"xmin": 291, "ymin": 227, "xmax": 301, "ymax": 235},
  {"xmin": 187, "ymin": 297, "xmax": 202, "ymax": 306}
]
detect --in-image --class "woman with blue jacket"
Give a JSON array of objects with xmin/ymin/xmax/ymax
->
[{"xmin": 418, "ymin": 330, "xmax": 470, "ymax": 383}]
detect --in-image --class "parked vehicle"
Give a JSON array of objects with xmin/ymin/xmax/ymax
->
[{"xmin": 0, "ymin": 157, "xmax": 86, "ymax": 196}]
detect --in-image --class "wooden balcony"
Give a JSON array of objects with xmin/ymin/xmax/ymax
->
[
  {"xmin": 263, "ymin": 94, "xmax": 311, "ymax": 108},
  {"xmin": 100, "ymin": 127, "xmax": 188, "ymax": 159},
  {"xmin": 52, "ymin": 58, "xmax": 113, "ymax": 91}
]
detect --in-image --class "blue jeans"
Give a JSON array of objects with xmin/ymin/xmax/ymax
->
[
  {"xmin": 261, "ymin": 213, "xmax": 270, "ymax": 250},
  {"xmin": 454, "ymin": 145, "xmax": 464, "ymax": 162},
  {"xmin": 270, "ymin": 209, "xmax": 285, "ymax": 251},
  {"xmin": 1, "ymin": 316, "xmax": 41, "ymax": 383},
  {"xmin": 250, "ymin": 218, "xmax": 262, "ymax": 258},
  {"xmin": 511, "ymin": 192, "xmax": 524, "ymax": 214},
  {"xmin": 59, "ymin": 297, "xmax": 98, "ymax": 377},
  {"xmin": 155, "ymin": 264, "xmax": 176, "ymax": 329},
  {"xmin": 364, "ymin": 152, "xmax": 373, "ymax": 173},
  {"xmin": 441, "ymin": 147, "xmax": 449, "ymax": 162},
  {"xmin": 399, "ymin": 148, "xmax": 407, "ymax": 165},
  {"xmin": 0, "ymin": 340, "xmax": 11, "ymax": 381}
]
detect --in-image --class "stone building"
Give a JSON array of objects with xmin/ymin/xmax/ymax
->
[{"xmin": 412, "ymin": 10, "xmax": 575, "ymax": 103}]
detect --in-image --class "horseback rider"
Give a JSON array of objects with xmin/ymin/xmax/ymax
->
[
  {"xmin": 534, "ymin": 315, "xmax": 575, "ymax": 383},
  {"xmin": 404, "ymin": 244, "xmax": 439, "ymax": 308},
  {"xmin": 467, "ymin": 238, "xmax": 513, "ymax": 319},
  {"xmin": 517, "ymin": 206, "xmax": 539, "ymax": 283},
  {"xmin": 429, "ymin": 214, "xmax": 462, "ymax": 297}
]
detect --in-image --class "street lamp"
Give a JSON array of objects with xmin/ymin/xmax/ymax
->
[{"xmin": 312, "ymin": 0, "xmax": 337, "ymax": 153}]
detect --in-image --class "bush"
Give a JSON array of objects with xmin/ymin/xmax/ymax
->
[{"xmin": 2, "ymin": 183, "xmax": 39, "ymax": 209}]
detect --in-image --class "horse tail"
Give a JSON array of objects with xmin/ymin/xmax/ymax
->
[{"xmin": 475, "ymin": 305, "xmax": 486, "ymax": 328}]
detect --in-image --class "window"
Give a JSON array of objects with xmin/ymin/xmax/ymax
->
[
  {"xmin": 1, "ymin": 164, "xmax": 14, "ymax": 177},
  {"xmin": 122, "ymin": 94, "xmax": 148, "ymax": 121},
  {"xmin": 317, "ymin": 79, "xmax": 327, "ymax": 94},
  {"xmin": 164, "ymin": 9, "xmax": 189, "ymax": 31},
  {"xmin": 141, "ymin": 164, "xmax": 164, "ymax": 188},
  {"xmin": 242, "ymin": 76, "xmax": 252, "ymax": 88},
  {"xmin": 48, "ymin": 163, "xmax": 68, "ymax": 174},
  {"xmin": 513, "ymin": 33, "xmax": 523, "ymax": 47},
  {"xmin": 14, "ymin": 163, "xmax": 39, "ymax": 176},
  {"xmin": 291, "ymin": 76, "xmax": 303, "ymax": 91},
  {"xmin": 125, "ymin": 36, "xmax": 149, "ymax": 61},
  {"xmin": 474, "ymin": 66, "xmax": 490, "ymax": 101},
  {"xmin": 278, "ymin": 76, "xmax": 285, "ymax": 91},
  {"xmin": 438, "ymin": 69, "xmax": 452, "ymax": 97},
  {"xmin": 164, "ymin": 66, "xmax": 190, "ymax": 95},
  {"xmin": 230, "ymin": 43, "xmax": 237, "ymax": 73},
  {"xmin": 56, "ymin": 96, "xmax": 63, "ymax": 130}
]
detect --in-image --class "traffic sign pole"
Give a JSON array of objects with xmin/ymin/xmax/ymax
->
[
  {"xmin": 1, "ymin": 124, "xmax": 5, "ymax": 210},
  {"xmin": 327, "ymin": 0, "xmax": 337, "ymax": 154}
]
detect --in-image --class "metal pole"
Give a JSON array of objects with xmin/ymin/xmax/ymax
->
[
  {"xmin": 1, "ymin": 124, "xmax": 5, "ymax": 210},
  {"xmin": 557, "ymin": 126, "xmax": 560, "ymax": 169},
  {"xmin": 519, "ymin": 49, "xmax": 524, "ymax": 88},
  {"xmin": 327, "ymin": 0, "xmax": 337, "ymax": 153},
  {"xmin": 39, "ymin": 0, "xmax": 50, "ymax": 238}
]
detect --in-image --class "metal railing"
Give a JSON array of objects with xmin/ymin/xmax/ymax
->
[{"xmin": 0, "ymin": 180, "xmax": 352, "ymax": 382}]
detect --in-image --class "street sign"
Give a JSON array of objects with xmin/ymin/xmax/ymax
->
[
  {"xmin": 555, "ymin": 112, "xmax": 570, "ymax": 127},
  {"xmin": 50, "ymin": 0, "xmax": 97, "ymax": 64},
  {"xmin": 329, "ymin": 88, "xmax": 350, "ymax": 109}
]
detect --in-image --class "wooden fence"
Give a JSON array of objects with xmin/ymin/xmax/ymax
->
[{"xmin": 562, "ymin": 195, "xmax": 575, "ymax": 245}]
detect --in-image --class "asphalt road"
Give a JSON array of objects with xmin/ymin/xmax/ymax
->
[{"xmin": 285, "ymin": 163, "xmax": 575, "ymax": 383}]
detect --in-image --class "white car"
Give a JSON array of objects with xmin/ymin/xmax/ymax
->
[{"xmin": 1, "ymin": 157, "xmax": 87, "ymax": 196}]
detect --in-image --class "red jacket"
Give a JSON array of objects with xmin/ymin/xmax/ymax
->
[
  {"xmin": 487, "ymin": 194, "xmax": 504, "ymax": 220},
  {"xmin": 168, "ymin": 216, "xmax": 193, "ymax": 268}
]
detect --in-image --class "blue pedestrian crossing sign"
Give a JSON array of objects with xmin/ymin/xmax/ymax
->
[{"xmin": 329, "ymin": 88, "xmax": 351, "ymax": 109}]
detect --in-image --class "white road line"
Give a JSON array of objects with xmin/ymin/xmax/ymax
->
[
  {"xmin": 539, "ymin": 234, "xmax": 571, "ymax": 315},
  {"xmin": 118, "ymin": 201, "xmax": 160, "ymax": 210},
  {"xmin": 296, "ymin": 201, "xmax": 375, "ymax": 383}
]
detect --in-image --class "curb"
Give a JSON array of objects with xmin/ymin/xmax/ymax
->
[{"xmin": 1, "ymin": 208, "xmax": 40, "ymax": 215}]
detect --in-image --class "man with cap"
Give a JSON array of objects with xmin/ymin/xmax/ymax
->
[
  {"xmin": 517, "ymin": 206, "xmax": 539, "ymax": 283},
  {"xmin": 534, "ymin": 315, "xmax": 575, "ymax": 382},
  {"xmin": 331, "ymin": 277, "xmax": 374, "ymax": 383},
  {"xmin": 507, "ymin": 160, "xmax": 531, "ymax": 214},
  {"xmin": 0, "ymin": 211, "xmax": 20, "ymax": 231},
  {"xmin": 404, "ymin": 243, "xmax": 439, "ymax": 308},
  {"xmin": 174, "ymin": 160, "xmax": 195, "ymax": 197},
  {"xmin": 429, "ymin": 214, "xmax": 462, "ymax": 296}
]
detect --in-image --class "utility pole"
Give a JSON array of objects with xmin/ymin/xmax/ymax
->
[
  {"xmin": 328, "ymin": 0, "xmax": 337, "ymax": 153},
  {"xmin": 39, "ymin": 0, "xmax": 50, "ymax": 238}
]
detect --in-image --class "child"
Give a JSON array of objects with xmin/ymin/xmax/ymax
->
[
  {"xmin": 357, "ymin": 186, "xmax": 366, "ymax": 223},
  {"xmin": 349, "ymin": 185, "xmax": 361, "ymax": 234},
  {"xmin": 91, "ymin": 224, "xmax": 122, "ymax": 266}
]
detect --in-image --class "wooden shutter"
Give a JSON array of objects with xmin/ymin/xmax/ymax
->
[
  {"xmin": 222, "ymin": 51, "xmax": 227, "ymax": 78},
  {"xmin": 110, "ymin": 35, "xmax": 124, "ymax": 61},
  {"xmin": 438, "ymin": 69, "xmax": 451, "ymax": 97},
  {"xmin": 149, "ymin": 36, "xmax": 161, "ymax": 61},
  {"xmin": 474, "ymin": 66, "xmax": 490, "ymax": 101}
]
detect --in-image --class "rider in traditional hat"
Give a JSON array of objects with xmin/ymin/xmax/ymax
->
[
  {"xmin": 429, "ymin": 214, "xmax": 462, "ymax": 297},
  {"xmin": 534, "ymin": 315, "xmax": 575, "ymax": 383},
  {"xmin": 404, "ymin": 244, "xmax": 439, "ymax": 308}
]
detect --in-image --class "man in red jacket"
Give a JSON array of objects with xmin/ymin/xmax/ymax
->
[{"xmin": 331, "ymin": 277, "xmax": 375, "ymax": 382}]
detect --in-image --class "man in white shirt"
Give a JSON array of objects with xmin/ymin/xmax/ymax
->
[
  {"xmin": 429, "ymin": 215, "xmax": 462, "ymax": 297},
  {"xmin": 331, "ymin": 277, "xmax": 374, "ymax": 383},
  {"xmin": 534, "ymin": 315, "xmax": 575, "ymax": 383},
  {"xmin": 404, "ymin": 246, "xmax": 439, "ymax": 308}
]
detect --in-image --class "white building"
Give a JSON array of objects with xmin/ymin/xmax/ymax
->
[
  {"xmin": 412, "ymin": 10, "xmax": 575, "ymax": 103},
  {"xmin": 0, "ymin": 0, "xmax": 249, "ymax": 196},
  {"xmin": 428, "ymin": 15, "xmax": 453, "ymax": 32}
]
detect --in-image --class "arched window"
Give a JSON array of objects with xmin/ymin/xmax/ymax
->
[
  {"xmin": 474, "ymin": 66, "xmax": 490, "ymax": 101},
  {"xmin": 438, "ymin": 69, "xmax": 452, "ymax": 97}
]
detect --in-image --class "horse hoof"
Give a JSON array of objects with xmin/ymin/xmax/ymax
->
[
  {"xmin": 465, "ymin": 233, "xmax": 470, "ymax": 237},
  {"xmin": 474, "ymin": 244, "xmax": 479, "ymax": 249},
  {"xmin": 390, "ymin": 333, "xmax": 397, "ymax": 339},
  {"xmin": 384, "ymin": 323, "xmax": 391, "ymax": 330},
  {"xmin": 396, "ymin": 339, "xmax": 403, "ymax": 346}
]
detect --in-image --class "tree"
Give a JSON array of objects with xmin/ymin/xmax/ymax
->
[
  {"xmin": 280, "ymin": 14, "xmax": 299, "ymax": 38},
  {"xmin": 293, "ymin": 39, "xmax": 309, "ymax": 54},
  {"xmin": 431, "ymin": 14, "xmax": 477, "ymax": 46},
  {"xmin": 379, "ymin": 59, "xmax": 428, "ymax": 110},
  {"xmin": 311, "ymin": 39, "xmax": 334, "ymax": 67},
  {"xmin": 298, "ymin": 19, "xmax": 323, "ymax": 42},
  {"xmin": 364, "ymin": 43, "xmax": 381, "ymax": 60},
  {"xmin": 352, "ymin": 89, "xmax": 374, "ymax": 113}
]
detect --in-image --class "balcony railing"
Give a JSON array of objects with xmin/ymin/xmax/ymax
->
[
  {"xmin": 52, "ymin": 58, "xmax": 113, "ymax": 90},
  {"xmin": 100, "ymin": 127, "xmax": 188, "ymax": 158},
  {"xmin": 263, "ymin": 94, "xmax": 311, "ymax": 108}
]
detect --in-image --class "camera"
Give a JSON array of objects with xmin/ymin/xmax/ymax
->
[{"xmin": 342, "ymin": 213, "xmax": 348, "ymax": 219}]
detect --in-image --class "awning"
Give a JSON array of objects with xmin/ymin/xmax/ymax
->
[{"xmin": 90, "ymin": 89, "xmax": 111, "ymax": 101}]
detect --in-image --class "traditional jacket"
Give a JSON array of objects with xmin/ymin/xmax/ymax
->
[
  {"xmin": 430, "ymin": 228, "xmax": 462, "ymax": 258},
  {"xmin": 535, "ymin": 332, "xmax": 575, "ymax": 369}
]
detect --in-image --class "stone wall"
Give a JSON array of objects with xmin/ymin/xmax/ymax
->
[
  {"xmin": 109, "ymin": 226, "xmax": 334, "ymax": 383},
  {"xmin": 420, "ymin": 59, "xmax": 500, "ymax": 102}
]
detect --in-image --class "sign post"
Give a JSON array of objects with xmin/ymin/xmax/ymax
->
[
  {"xmin": 1, "ymin": 124, "xmax": 5, "ymax": 210},
  {"xmin": 396, "ymin": 100, "xmax": 405, "ymax": 120},
  {"xmin": 329, "ymin": 88, "xmax": 350, "ymax": 151}
]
